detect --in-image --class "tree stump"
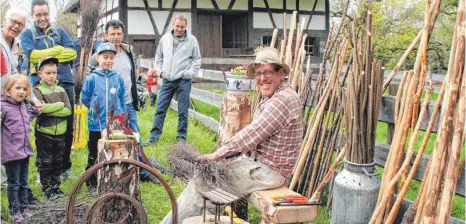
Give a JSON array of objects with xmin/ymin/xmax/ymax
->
[
  {"xmin": 97, "ymin": 138, "xmax": 141, "ymax": 223},
  {"xmin": 217, "ymin": 93, "xmax": 252, "ymax": 220},
  {"xmin": 218, "ymin": 93, "xmax": 252, "ymax": 146}
]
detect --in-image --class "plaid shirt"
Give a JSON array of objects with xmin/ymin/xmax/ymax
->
[{"xmin": 216, "ymin": 83, "xmax": 304, "ymax": 178}]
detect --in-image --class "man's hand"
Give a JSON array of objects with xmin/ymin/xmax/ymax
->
[{"xmin": 197, "ymin": 152, "xmax": 220, "ymax": 162}]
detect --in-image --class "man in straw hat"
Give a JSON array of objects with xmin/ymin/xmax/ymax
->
[{"xmin": 161, "ymin": 47, "xmax": 304, "ymax": 223}]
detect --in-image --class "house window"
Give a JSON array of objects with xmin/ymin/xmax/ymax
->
[
  {"xmin": 304, "ymin": 37, "xmax": 317, "ymax": 56},
  {"xmin": 222, "ymin": 14, "xmax": 248, "ymax": 48},
  {"xmin": 263, "ymin": 36, "xmax": 272, "ymax": 46}
]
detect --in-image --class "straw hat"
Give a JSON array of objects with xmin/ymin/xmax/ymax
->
[{"xmin": 246, "ymin": 47, "xmax": 290, "ymax": 79}]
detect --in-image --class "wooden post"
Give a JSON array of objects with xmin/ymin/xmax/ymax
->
[
  {"xmin": 218, "ymin": 94, "xmax": 252, "ymax": 146},
  {"xmin": 97, "ymin": 138, "xmax": 141, "ymax": 223}
]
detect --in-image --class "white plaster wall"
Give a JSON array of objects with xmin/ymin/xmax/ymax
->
[
  {"xmin": 177, "ymin": 0, "xmax": 191, "ymax": 8},
  {"xmin": 97, "ymin": 12, "xmax": 119, "ymax": 31},
  {"xmin": 128, "ymin": 10, "xmax": 192, "ymax": 35},
  {"xmin": 254, "ymin": 13, "xmax": 293, "ymax": 29},
  {"xmin": 127, "ymin": 0, "xmax": 191, "ymax": 9},
  {"xmin": 233, "ymin": 0, "xmax": 248, "ymax": 10},
  {"xmin": 286, "ymin": 0, "xmax": 297, "ymax": 10},
  {"xmin": 254, "ymin": 12, "xmax": 325, "ymax": 30},
  {"xmin": 301, "ymin": 0, "xmax": 326, "ymax": 11},
  {"xmin": 198, "ymin": 0, "xmax": 215, "ymax": 9},
  {"xmin": 216, "ymin": 0, "xmax": 231, "ymax": 9},
  {"xmin": 301, "ymin": 14, "xmax": 326, "ymax": 30},
  {"xmin": 128, "ymin": 0, "xmax": 157, "ymax": 7},
  {"xmin": 102, "ymin": 0, "xmax": 118, "ymax": 13}
]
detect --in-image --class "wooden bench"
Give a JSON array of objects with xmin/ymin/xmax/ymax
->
[{"xmin": 249, "ymin": 187, "xmax": 319, "ymax": 223}]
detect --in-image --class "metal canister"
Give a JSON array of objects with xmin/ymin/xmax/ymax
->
[{"xmin": 331, "ymin": 160, "xmax": 381, "ymax": 224}]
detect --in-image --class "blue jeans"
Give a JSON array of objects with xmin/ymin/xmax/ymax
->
[
  {"xmin": 126, "ymin": 103, "xmax": 140, "ymax": 134},
  {"xmin": 149, "ymin": 78, "xmax": 192, "ymax": 141},
  {"xmin": 4, "ymin": 157, "xmax": 30, "ymax": 215}
]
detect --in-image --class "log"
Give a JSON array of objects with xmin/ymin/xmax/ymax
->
[
  {"xmin": 218, "ymin": 94, "xmax": 252, "ymax": 146},
  {"xmin": 97, "ymin": 138, "xmax": 141, "ymax": 223}
]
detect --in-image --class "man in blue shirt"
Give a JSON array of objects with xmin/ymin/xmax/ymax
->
[{"xmin": 20, "ymin": 0, "xmax": 77, "ymax": 179}]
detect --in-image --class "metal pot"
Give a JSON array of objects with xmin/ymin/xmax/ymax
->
[
  {"xmin": 331, "ymin": 159, "xmax": 381, "ymax": 224},
  {"xmin": 225, "ymin": 74, "xmax": 254, "ymax": 94}
]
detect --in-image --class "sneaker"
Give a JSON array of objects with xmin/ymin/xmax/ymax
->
[
  {"xmin": 12, "ymin": 211, "xmax": 24, "ymax": 223},
  {"xmin": 60, "ymin": 169, "xmax": 78, "ymax": 180},
  {"xmin": 143, "ymin": 139, "xmax": 158, "ymax": 147},
  {"xmin": 22, "ymin": 208, "xmax": 33, "ymax": 219}
]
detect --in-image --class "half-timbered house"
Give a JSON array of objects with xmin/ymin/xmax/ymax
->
[{"xmin": 64, "ymin": 0, "xmax": 329, "ymax": 63}]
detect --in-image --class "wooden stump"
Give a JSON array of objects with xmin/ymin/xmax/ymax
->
[
  {"xmin": 218, "ymin": 93, "xmax": 252, "ymax": 146},
  {"xmin": 97, "ymin": 138, "xmax": 141, "ymax": 223},
  {"xmin": 217, "ymin": 93, "xmax": 252, "ymax": 220}
]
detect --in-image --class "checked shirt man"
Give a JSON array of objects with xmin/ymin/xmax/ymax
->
[{"xmin": 161, "ymin": 47, "xmax": 304, "ymax": 223}]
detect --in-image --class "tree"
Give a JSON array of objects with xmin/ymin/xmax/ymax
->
[{"xmin": 331, "ymin": 0, "xmax": 456, "ymax": 73}]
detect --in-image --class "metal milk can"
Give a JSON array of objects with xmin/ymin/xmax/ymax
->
[{"xmin": 331, "ymin": 160, "xmax": 381, "ymax": 224}]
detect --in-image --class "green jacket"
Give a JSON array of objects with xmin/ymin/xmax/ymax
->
[{"xmin": 33, "ymin": 80, "xmax": 72, "ymax": 135}]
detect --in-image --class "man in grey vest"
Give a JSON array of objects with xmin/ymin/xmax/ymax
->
[{"xmin": 145, "ymin": 14, "xmax": 201, "ymax": 145}]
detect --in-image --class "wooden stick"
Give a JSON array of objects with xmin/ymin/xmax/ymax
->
[
  {"xmin": 290, "ymin": 41, "xmax": 346, "ymax": 189},
  {"xmin": 307, "ymin": 81, "xmax": 339, "ymax": 197},
  {"xmin": 421, "ymin": 17, "xmax": 465, "ymax": 224},
  {"xmin": 370, "ymin": 81, "xmax": 433, "ymax": 223},
  {"xmin": 386, "ymin": 78, "xmax": 447, "ymax": 223},
  {"xmin": 435, "ymin": 42, "xmax": 466, "ymax": 224},
  {"xmin": 280, "ymin": 13, "xmax": 288, "ymax": 62},
  {"xmin": 270, "ymin": 29, "xmax": 279, "ymax": 48},
  {"xmin": 285, "ymin": 11, "xmax": 298, "ymax": 66},
  {"xmin": 311, "ymin": 146, "xmax": 346, "ymax": 200}
]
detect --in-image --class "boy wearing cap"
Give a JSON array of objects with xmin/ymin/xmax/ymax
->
[
  {"xmin": 33, "ymin": 56, "xmax": 72, "ymax": 200},
  {"xmin": 81, "ymin": 43, "xmax": 126, "ymax": 191}
]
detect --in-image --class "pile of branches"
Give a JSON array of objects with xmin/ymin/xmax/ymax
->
[
  {"xmin": 370, "ymin": 0, "xmax": 466, "ymax": 223},
  {"xmin": 27, "ymin": 202, "xmax": 87, "ymax": 224},
  {"xmin": 343, "ymin": 7, "xmax": 384, "ymax": 165},
  {"xmin": 168, "ymin": 143, "xmax": 232, "ymax": 192},
  {"xmin": 73, "ymin": 0, "xmax": 103, "ymax": 102}
]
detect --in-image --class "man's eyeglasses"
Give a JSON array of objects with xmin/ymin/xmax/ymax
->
[
  {"xmin": 254, "ymin": 69, "xmax": 278, "ymax": 78},
  {"xmin": 8, "ymin": 19, "xmax": 25, "ymax": 28}
]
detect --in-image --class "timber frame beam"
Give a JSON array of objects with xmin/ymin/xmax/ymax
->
[
  {"xmin": 263, "ymin": 0, "xmax": 277, "ymax": 29},
  {"xmin": 163, "ymin": 0, "xmax": 179, "ymax": 34}
]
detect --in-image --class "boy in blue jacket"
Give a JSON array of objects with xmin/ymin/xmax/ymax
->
[{"xmin": 81, "ymin": 43, "xmax": 126, "ymax": 191}]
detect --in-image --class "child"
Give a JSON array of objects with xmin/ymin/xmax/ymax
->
[
  {"xmin": 1, "ymin": 75, "xmax": 41, "ymax": 222},
  {"xmin": 33, "ymin": 56, "xmax": 72, "ymax": 200},
  {"xmin": 81, "ymin": 43, "xmax": 126, "ymax": 191},
  {"xmin": 146, "ymin": 70, "xmax": 157, "ymax": 106}
]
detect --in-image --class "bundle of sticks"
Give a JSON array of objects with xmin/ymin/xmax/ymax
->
[
  {"xmin": 73, "ymin": 0, "xmax": 103, "ymax": 147},
  {"xmin": 370, "ymin": 0, "xmax": 466, "ymax": 223},
  {"xmin": 167, "ymin": 143, "xmax": 234, "ymax": 192},
  {"xmin": 343, "ymin": 8, "xmax": 384, "ymax": 164}
]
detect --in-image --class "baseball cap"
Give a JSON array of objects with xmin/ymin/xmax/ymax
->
[
  {"xmin": 96, "ymin": 42, "xmax": 117, "ymax": 55},
  {"xmin": 38, "ymin": 56, "xmax": 59, "ymax": 70}
]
